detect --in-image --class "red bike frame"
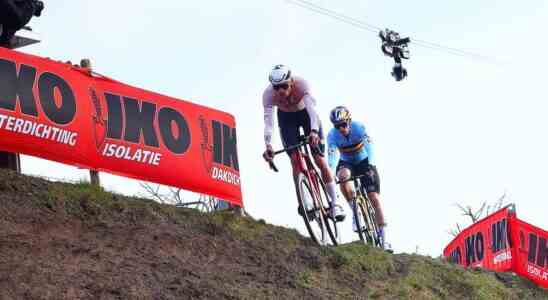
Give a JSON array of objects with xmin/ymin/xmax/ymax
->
[
  {"xmin": 289, "ymin": 146, "xmax": 323, "ymax": 204},
  {"xmin": 268, "ymin": 137, "xmax": 324, "ymax": 205},
  {"xmin": 267, "ymin": 137, "xmax": 339, "ymax": 245}
]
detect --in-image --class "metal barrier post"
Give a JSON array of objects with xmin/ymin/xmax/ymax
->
[
  {"xmin": 0, "ymin": 151, "xmax": 21, "ymax": 173},
  {"xmin": 80, "ymin": 58, "xmax": 101, "ymax": 186}
]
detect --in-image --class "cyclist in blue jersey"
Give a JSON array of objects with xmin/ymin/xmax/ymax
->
[{"xmin": 327, "ymin": 106, "xmax": 389, "ymax": 249}]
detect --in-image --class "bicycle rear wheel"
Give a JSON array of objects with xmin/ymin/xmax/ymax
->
[{"xmin": 296, "ymin": 173, "xmax": 331, "ymax": 245}]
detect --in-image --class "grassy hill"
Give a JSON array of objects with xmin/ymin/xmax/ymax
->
[{"xmin": 0, "ymin": 169, "xmax": 546, "ymax": 299}]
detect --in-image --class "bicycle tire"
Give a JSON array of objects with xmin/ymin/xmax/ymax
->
[
  {"xmin": 353, "ymin": 197, "xmax": 374, "ymax": 245},
  {"xmin": 296, "ymin": 173, "xmax": 329, "ymax": 245},
  {"xmin": 316, "ymin": 175, "xmax": 339, "ymax": 246},
  {"xmin": 364, "ymin": 197, "xmax": 382, "ymax": 248},
  {"xmin": 360, "ymin": 184, "xmax": 382, "ymax": 248}
]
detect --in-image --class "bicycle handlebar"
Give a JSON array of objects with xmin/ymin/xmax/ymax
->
[
  {"xmin": 274, "ymin": 140, "xmax": 308, "ymax": 155},
  {"xmin": 335, "ymin": 174, "xmax": 367, "ymax": 185},
  {"xmin": 266, "ymin": 137, "xmax": 311, "ymax": 173}
]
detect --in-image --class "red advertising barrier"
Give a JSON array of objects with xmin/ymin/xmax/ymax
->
[
  {"xmin": 510, "ymin": 217, "xmax": 548, "ymax": 288},
  {"xmin": 0, "ymin": 48, "xmax": 242, "ymax": 206},
  {"xmin": 443, "ymin": 206, "xmax": 514, "ymax": 272},
  {"xmin": 444, "ymin": 205, "xmax": 547, "ymax": 288}
]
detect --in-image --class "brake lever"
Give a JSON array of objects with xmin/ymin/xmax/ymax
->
[{"xmin": 268, "ymin": 161, "xmax": 279, "ymax": 172}]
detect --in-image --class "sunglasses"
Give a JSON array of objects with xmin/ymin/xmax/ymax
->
[
  {"xmin": 273, "ymin": 83, "xmax": 290, "ymax": 91},
  {"xmin": 334, "ymin": 122, "xmax": 349, "ymax": 129}
]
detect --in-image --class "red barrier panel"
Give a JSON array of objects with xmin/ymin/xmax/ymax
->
[
  {"xmin": 510, "ymin": 217, "xmax": 548, "ymax": 288},
  {"xmin": 0, "ymin": 48, "xmax": 242, "ymax": 206},
  {"xmin": 444, "ymin": 205, "xmax": 548, "ymax": 288},
  {"xmin": 443, "ymin": 206, "xmax": 514, "ymax": 272}
]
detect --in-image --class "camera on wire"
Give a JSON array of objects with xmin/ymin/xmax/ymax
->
[
  {"xmin": 0, "ymin": 0, "xmax": 44, "ymax": 48},
  {"xmin": 379, "ymin": 28, "xmax": 410, "ymax": 82}
]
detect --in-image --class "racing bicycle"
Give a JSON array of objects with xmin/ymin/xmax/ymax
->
[
  {"xmin": 267, "ymin": 136, "xmax": 339, "ymax": 246},
  {"xmin": 338, "ymin": 174, "xmax": 382, "ymax": 247}
]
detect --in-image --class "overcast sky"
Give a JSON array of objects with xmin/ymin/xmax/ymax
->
[{"xmin": 17, "ymin": 0, "xmax": 548, "ymax": 256}]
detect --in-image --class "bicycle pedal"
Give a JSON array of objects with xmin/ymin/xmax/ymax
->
[
  {"xmin": 353, "ymin": 227, "xmax": 367, "ymax": 233},
  {"xmin": 334, "ymin": 214, "xmax": 346, "ymax": 222},
  {"xmin": 298, "ymin": 205, "xmax": 319, "ymax": 220}
]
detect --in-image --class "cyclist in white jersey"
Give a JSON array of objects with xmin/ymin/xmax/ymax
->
[{"xmin": 262, "ymin": 65, "xmax": 345, "ymax": 221}]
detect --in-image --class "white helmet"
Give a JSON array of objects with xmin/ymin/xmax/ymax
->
[{"xmin": 268, "ymin": 64, "xmax": 292, "ymax": 85}]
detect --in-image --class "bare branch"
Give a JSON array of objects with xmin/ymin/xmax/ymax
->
[
  {"xmin": 494, "ymin": 192, "xmax": 506, "ymax": 210},
  {"xmin": 167, "ymin": 187, "xmax": 183, "ymax": 204},
  {"xmin": 139, "ymin": 183, "xmax": 239, "ymax": 214},
  {"xmin": 449, "ymin": 191, "xmax": 510, "ymax": 239},
  {"xmin": 455, "ymin": 203, "xmax": 469, "ymax": 216},
  {"xmin": 473, "ymin": 202, "xmax": 487, "ymax": 222},
  {"xmin": 174, "ymin": 189, "xmax": 182, "ymax": 202},
  {"xmin": 447, "ymin": 222, "xmax": 462, "ymax": 238},
  {"xmin": 139, "ymin": 182, "xmax": 167, "ymax": 203},
  {"xmin": 458, "ymin": 204, "xmax": 478, "ymax": 223},
  {"xmin": 448, "ymin": 229, "xmax": 459, "ymax": 238}
]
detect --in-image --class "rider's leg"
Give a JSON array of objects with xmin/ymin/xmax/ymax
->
[
  {"xmin": 277, "ymin": 110, "xmax": 313, "ymax": 215},
  {"xmin": 276, "ymin": 109, "xmax": 301, "ymax": 187},
  {"xmin": 363, "ymin": 164, "xmax": 384, "ymax": 227},
  {"xmin": 364, "ymin": 164, "xmax": 390, "ymax": 249},
  {"xmin": 369, "ymin": 192, "xmax": 389, "ymax": 249},
  {"xmin": 357, "ymin": 159, "xmax": 389, "ymax": 246},
  {"xmin": 337, "ymin": 166, "xmax": 363, "ymax": 232},
  {"xmin": 313, "ymin": 154, "xmax": 336, "ymax": 199},
  {"xmin": 313, "ymin": 154, "xmax": 345, "ymax": 220},
  {"xmin": 367, "ymin": 191, "xmax": 389, "ymax": 249},
  {"xmin": 289, "ymin": 152, "xmax": 301, "ymax": 182},
  {"xmin": 367, "ymin": 192, "xmax": 386, "ymax": 227},
  {"xmin": 314, "ymin": 155, "xmax": 340, "ymax": 203},
  {"xmin": 307, "ymin": 121, "xmax": 339, "ymax": 209},
  {"xmin": 307, "ymin": 120, "xmax": 342, "ymax": 217},
  {"xmin": 335, "ymin": 167, "xmax": 354, "ymax": 202}
]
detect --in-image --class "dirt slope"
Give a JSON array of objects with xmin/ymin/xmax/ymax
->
[{"xmin": 0, "ymin": 169, "xmax": 546, "ymax": 299}]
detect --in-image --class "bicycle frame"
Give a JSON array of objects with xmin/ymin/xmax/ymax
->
[
  {"xmin": 337, "ymin": 174, "xmax": 381, "ymax": 247},
  {"xmin": 336, "ymin": 174, "xmax": 366, "ymax": 196},
  {"xmin": 269, "ymin": 137, "xmax": 323, "ymax": 203},
  {"xmin": 267, "ymin": 136, "xmax": 338, "ymax": 245},
  {"xmin": 289, "ymin": 143, "xmax": 322, "ymax": 200}
]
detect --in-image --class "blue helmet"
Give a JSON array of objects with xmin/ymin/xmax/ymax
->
[{"xmin": 330, "ymin": 106, "xmax": 351, "ymax": 124}]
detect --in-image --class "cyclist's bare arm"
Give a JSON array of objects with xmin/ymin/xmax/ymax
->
[
  {"xmin": 263, "ymin": 91, "xmax": 275, "ymax": 147},
  {"xmin": 303, "ymin": 94, "xmax": 320, "ymax": 133},
  {"xmin": 327, "ymin": 131, "xmax": 339, "ymax": 172}
]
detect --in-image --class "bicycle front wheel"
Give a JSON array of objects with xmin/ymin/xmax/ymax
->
[
  {"xmin": 364, "ymin": 196, "xmax": 382, "ymax": 248},
  {"xmin": 316, "ymin": 176, "xmax": 339, "ymax": 246},
  {"xmin": 358, "ymin": 183, "xmax": 382, "ymax": 248},
  {"xmin": 296, "ymin": 173, "xmax": 330, "ymax": 245},
  {"xmin": 353, "ymin": 197, "xmax": 374, "ymax": 245}
]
